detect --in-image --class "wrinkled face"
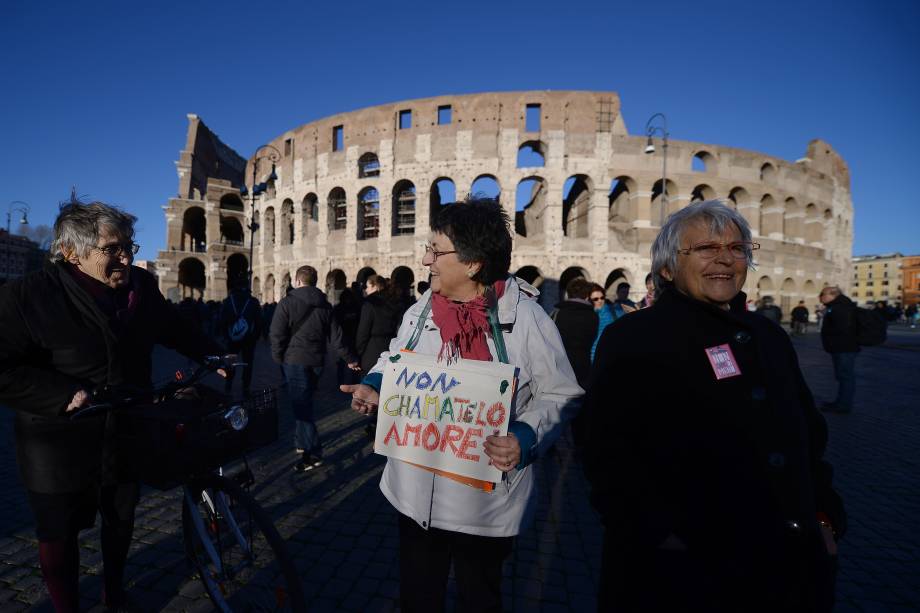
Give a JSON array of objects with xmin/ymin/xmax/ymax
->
[
  {"xmin": 662, "ymin": 221, "xmax": 747, "ymax": 309},
  {"xmin": 589, "ymin": 291, "xmax": 606, "ymax": 310},
  {"xmin": 422, "ymin": 232, "xmax": 479, "ymax": 300},
  {"xmin": 70, "ymin": 227, "xmax": 133, "ymax": 289}
]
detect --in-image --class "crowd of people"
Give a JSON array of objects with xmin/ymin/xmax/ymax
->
[{"xmin": 0, "ymin": 195, "xmax": 871, "ymax": 612}]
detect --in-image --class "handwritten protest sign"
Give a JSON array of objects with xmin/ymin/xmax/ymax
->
[{"xmin": 374, "ymin": 351, "xmax": 518, "ymax": 485}]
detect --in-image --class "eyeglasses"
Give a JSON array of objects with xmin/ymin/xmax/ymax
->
[
  {"xmin": 423, "ymin": 243, "xmax": 457, "ymax": 261},
  {"xmin": 93, "ymin": 242, "xmax": 140, "ymax": 258},
  {"xmin": 590, "ymin": 296, "xmax": 606, "ymax": 303},
  {"xmin": 676, "ymin": 241, "xmax": 759, "ymax": 260}
]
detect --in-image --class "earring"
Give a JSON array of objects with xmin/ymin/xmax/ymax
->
[{"xmin": 467, "ymin": 270, "xmax": 474, "ymax": 278}]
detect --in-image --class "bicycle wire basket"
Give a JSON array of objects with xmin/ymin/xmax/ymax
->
[{"xmin": 114, "ymin": 387, "xmax": 278, "ymax": 490}]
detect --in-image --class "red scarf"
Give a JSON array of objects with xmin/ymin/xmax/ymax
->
[{"xmin": 430, "ymin": 280, "xmax": 506, "ymax": 363}]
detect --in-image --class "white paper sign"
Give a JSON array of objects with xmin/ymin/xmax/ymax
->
[{"xmin": 374, "ymin": 351, "xmax": 518, "ymax": 483}]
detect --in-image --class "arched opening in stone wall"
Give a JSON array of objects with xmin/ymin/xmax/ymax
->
[
  {"xmin": 692, "ymin": 151, "xmax": 715, "ymax": 173},
  {"xmin": 265, "ymin": 274, "xmax": 276, "ymax": 303},
  {"xmin": 219, "ymin": 215, "xmax": 244, "ymax": 245},
  {"xmin": 559, "ymin": 266, "xmax": 590, "ymax": 300},
  {"xmin": 430, "ymin": 177, "xmax": 457, "ymax": 220},
  {"xmin": 302, "ymin": 193, "xmax": 318, "ymax": 238},
  {"xmin": 515, "ymin": 177, "xmax": 545, "ymax": 238},
  {"xmin": 471, "ymin": 175, "xmax": 501, "ymax": 201},
  {"xmin": 651, "ymin": 178, "xmax": 678, "ymax": 225},
  {"xmin": 328, "ymin": 187, "xmax": 347, "ymax": 231},
  {"xmin": 325, "ymin": 269, "xmax": 347, "ymax": 304},
  {"xmin": 822, "ymin": 208, "xmax": 834, "ymax": 245},
  {"xmin": 727, "ymin": 187, "xmax": 748, "ymax": 210},
  {"xmin": 263, "ymin": 207, "xmax": 276, "ymax": 249},
  {"xmin": 690, "ymin": 184, "xmax": 716, "ymax": 203},
  {"xmin": 760, "ymin": 162, "xmax": 776, "ymax": 183},
  {"xmin": 781, "ymin": 277, "xmax": 797, "ymax": 313},
  {"xmin": 803, "ymin": 280, "xmax": 818, "ymax": 303},
  {"xmin": 391, "ymin": 266, "xmax": 415, "ymax": 296},
  {"xmin": 281, "ymin": 199, "xmax": 294, "ymax": 245},
  {"xmin": 604, "ymin": 268, "xmax": 632, "ymax": 299},
  {"xmin": 356, "ymin": 267, "xmax": 377, "ymax": 289},
  {"xmin": 759, "ymin": 194, "xmax": 783, "ymax": 237},
  {"xmin": 178, "ymin": 257, "xmax": 206, "ymax": 299},
  {"xmin": 252, "ymin": 276, "xmax": 261, "ymax": 301},
  {"xmin": 805, "ymin": 203, "xmax": 822, "ymax": 244},
  {"xmin": 219, "ymin": 194, "xmax": 245, "ymax": 212},
  {"xmin": 182, "ymin": 207, "xmax": 206, "ymax": 252},
  {"xmin": 756, "ymin": 275, "xmax": 774, "ymax": 302},
  {"xmin": 392, "ymin": 180, "xmax": 416, "ymax": 236},
  {"xmin": 358, "ymin": 187, "xmax": 380, "ymax": 240},
  {"xmin": 358, "ymin": 152, "xmax": 380, "ymax": 178},
  {"xmin": 562, "ymin": 175, "xmax": 591, "ymax": 238},
  {"xmin": 281, "ymin": 272, "xmax": 292, "ymax": 297},
  {"xmin": 608, "ymin": 176, "xmax": 635, "ymax": 224},
  {"xmin": 516, "ymin": 141, "xmax": 545, "ymax": 168},
  {"xmin": 784, "ymin": 197, "xmax": 802, "ymax": 242},
  {"xmin": 226, "ymin": 253, "xmax": 248, "ymax": 289}
]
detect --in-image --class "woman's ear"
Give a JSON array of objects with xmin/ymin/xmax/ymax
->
[
  {"xmin": 467, "ymin": 263, "xmax": 482, "ymax": 279},
  {"xmin": 63, "ymin": 248, "xmax": 79, "ymax": 264},
  {"xmin": 659, "ymin": 267, "xmax": 673, "ymax": 282}
]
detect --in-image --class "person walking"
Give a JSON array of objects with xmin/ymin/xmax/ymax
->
[
  {"xmin": 583, "ymin": 200, "xmax": 844, "ymax": 612},
  {"xmin": 219, "ymin": 277, "xmax": 262, "ymax": 397},
  {"xmin": 818, "ymin": 286, "xmax": 859, "ymax": 414},
  {"xmin": 791, "ymin": 300, "xmax": 810, "ymax": 336},
  {"xmin": 270, "ymin": 265, "xmax": 359, "ymax": 471},
  {"xmin": 757, "ymin": 294, "xmax": 783, "ymax": 325}
]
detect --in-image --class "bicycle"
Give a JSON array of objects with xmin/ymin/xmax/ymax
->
[{"xmin": 71, "ymin": 356, "xmax": 307, "ymax": 612}]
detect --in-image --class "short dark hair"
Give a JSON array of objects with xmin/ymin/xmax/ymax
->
[
  {"xmin": 295, "ymin": 265, "xmax": 317, "ymax": 286},
  {"xmin": 617, "ymin": 282, "xmax": 630, "ymax": 292},
  {"xmin": 566, "ymin": 278, "xmax": 593, "ymax": 300},
  {"xmin": 430, "ymin": 198, "xmax": 511, "ymax": 286}
]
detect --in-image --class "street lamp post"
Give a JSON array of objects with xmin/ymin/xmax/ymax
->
[
  {"xmin": 3, "ymin": 201, "xmax": 30, "ymax": 282},
  {"xmin": 240, "ymin": 145, "xmax": 280, "ymax": 292},
  {"xmin": 644, "ymin": 113, "xmax": 669, "ymax": 226}
]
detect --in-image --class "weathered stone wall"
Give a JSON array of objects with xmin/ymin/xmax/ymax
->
[{"xmin": 157, "ymin": 91, "xmax": 854, "ymax": 312}]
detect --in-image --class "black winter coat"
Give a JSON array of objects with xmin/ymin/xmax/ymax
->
[
  {"xmin": 355, "ymin": 293, "xmax": 411, "ymax": 374},
  {"xmin": 269, "ymin": 285, "xmax": 355, "ymax": 367},
  {"xmin": 0, "ymin": 263, "xmax": 222, "ymax": 493},
  {"xmin": 551, "ymin": 300, "xmax": 598, "ymax": 388},
  {"xmin": 821, "ymin": 294, "xmax": 859, "ymax": 353},
  {"xmin": 583, "ymin": 288, "xmax": 844, "ymax": 611},
  {"xmin": 219, "ymin": 289, "xmax": 263, "ymax": 349}
]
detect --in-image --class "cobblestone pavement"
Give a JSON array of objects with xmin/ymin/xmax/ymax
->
[{"xmin": 1, "ymin": 327, "xmax": 918, "ymax": 612}]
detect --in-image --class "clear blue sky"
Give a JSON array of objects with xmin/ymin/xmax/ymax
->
[{"xmin": 2, "ymin": 0, "xmax": 918, "ymax": 260}]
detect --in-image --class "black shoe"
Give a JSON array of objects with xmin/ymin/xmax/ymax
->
[{"xmin": 293, "ymin": 454, "xmax": 323, "ymax": 472}]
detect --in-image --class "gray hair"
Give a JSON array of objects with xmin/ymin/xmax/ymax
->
[
  {"xmin": 50, "ymin": 198, "xmax": 137, "ymax": 262},
  {"xmin": 650, "ymin": 199, "xmax": 755, "ymax": 296}
]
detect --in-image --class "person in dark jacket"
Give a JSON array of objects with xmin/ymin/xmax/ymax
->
[
  {"xmin": 270, "ymin": 265, "xmax": 358, "ymax": 471},
  {"xmin": 333, "ymin": 287, "xmax": 362, "ymax": 386},
  {"xmin": 355, "ymin": 275, "xmax": 410, "ymax": 374},
  {"xmin": 219, "ymin": 276, "xmax": 263, "ymax": 397},
  {"xmin": 757, "ymin": 294, "xmax": 783, "ymax": 325},
  {"xmin": 552, "ymin": 277, "xmax": 599, "ymax": 389},
  {"xmin": 818, "ymin": 286, "xmax": 859, "ymax": 413},
  {"xmin": 584, "ymin": 200, "xmax": 844, "ymax": 612},
  {"xmin": 0, "ymin": 199, "xmax": 224, "ymax": 611},
  {"xmin": 791, "ymin": 300, "xmax": 810, "ymax": 336}
]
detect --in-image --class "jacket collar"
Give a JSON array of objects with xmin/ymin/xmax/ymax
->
[
  {"xmin": 407, "ymin": 275, "xmax": 539, "ymax": 326},
  {"xmin": 657, "ymin": 287, "xmax": 751, "ymax": 327}
]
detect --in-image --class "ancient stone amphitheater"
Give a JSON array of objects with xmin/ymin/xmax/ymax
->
[{"xmin": 156, "ymin": 91, "xmax": 853, "ymax": 312}]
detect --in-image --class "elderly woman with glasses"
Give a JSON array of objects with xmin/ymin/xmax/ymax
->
[
  {"xmin": 341, "ymin": 198, "xmax": 582, "ymax": 612},
  {"xmin": 0, "ymin": 198, "xmax": 223, "ymax": 611},
  {"xmin": 583, "ymin": 200, "xmax": 846, "ymax": 612}
]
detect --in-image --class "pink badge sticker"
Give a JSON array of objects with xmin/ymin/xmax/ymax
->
[{"xmin": 704, "ymin": 344, "xmax": 742, "ymax": 380}]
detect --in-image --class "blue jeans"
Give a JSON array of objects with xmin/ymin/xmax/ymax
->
[
  {"xmin": 281, "ymin": 364, "xmax": 324, "ymax": 454},
  {"xmin": 831, "ymin": 352, "xmax": 857, "ymax": 410}
]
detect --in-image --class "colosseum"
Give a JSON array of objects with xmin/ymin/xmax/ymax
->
[{"xmin": 156, "ymin": 90, "xmax": 854, "ymax": 313}]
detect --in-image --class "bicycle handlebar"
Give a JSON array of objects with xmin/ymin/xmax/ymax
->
[{"xmin": 69, "ymin": 355, "xmax": 244, "ymax": 421}]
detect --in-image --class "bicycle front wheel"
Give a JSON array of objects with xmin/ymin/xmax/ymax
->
[{"xmin": 181, "ymin": 474, "xmax": 306, "ymax": 612}]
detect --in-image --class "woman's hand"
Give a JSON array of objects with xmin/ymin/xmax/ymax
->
[
  {"xmin": 65, "ymin": 389, "xmax": 90, "ymax": 413},
  {"xmin": 484, "ymin": 433, "xmax": 521, "ymax": 472},
  {"xmin": 340, "ymin": 383, "xmax": 379, "ymax": 415}
]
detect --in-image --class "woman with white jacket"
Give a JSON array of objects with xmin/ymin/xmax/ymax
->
[{"xmin": 341, "ymin": 198, "xmax": 583, "ymax": 612}]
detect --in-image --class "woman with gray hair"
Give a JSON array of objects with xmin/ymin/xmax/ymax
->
[
  {"xmin": 583, "ymin": 200, "xmax": 845, "ymax": 611},
  {"xmin": 0, "ymin": 198, "xmax": 223, "ymax": 611}
]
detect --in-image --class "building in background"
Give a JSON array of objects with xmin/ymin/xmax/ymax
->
[
  {"xmin": 134, "ymin": 260, "xmax": 158, "ymax": 279},
  {"xmin": 157, "ymin": 91, "xmax": 855, "ymax": 310},
  {"xmin": 0, "ymin": 230, "xmax": 45, "ymax": 285},
  {"xmin": 902, "ymin": 256, "xmax": 920, "ymax": 308},
  {"xmin": 851, "ymin": 254, "xmax": 903, "ymax": 307}
]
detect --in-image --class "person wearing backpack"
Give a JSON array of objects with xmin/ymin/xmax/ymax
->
[
  {"xmin": 219, "ymin": 277, "xmax": 262, "ymax": 397},
  {"xmin": 270, "ymin": 265, "xmax": 359, "ymax": 471},
  {"xmin": 818, "ymin": 286, "xmax": 859, "ymax": 413}
]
